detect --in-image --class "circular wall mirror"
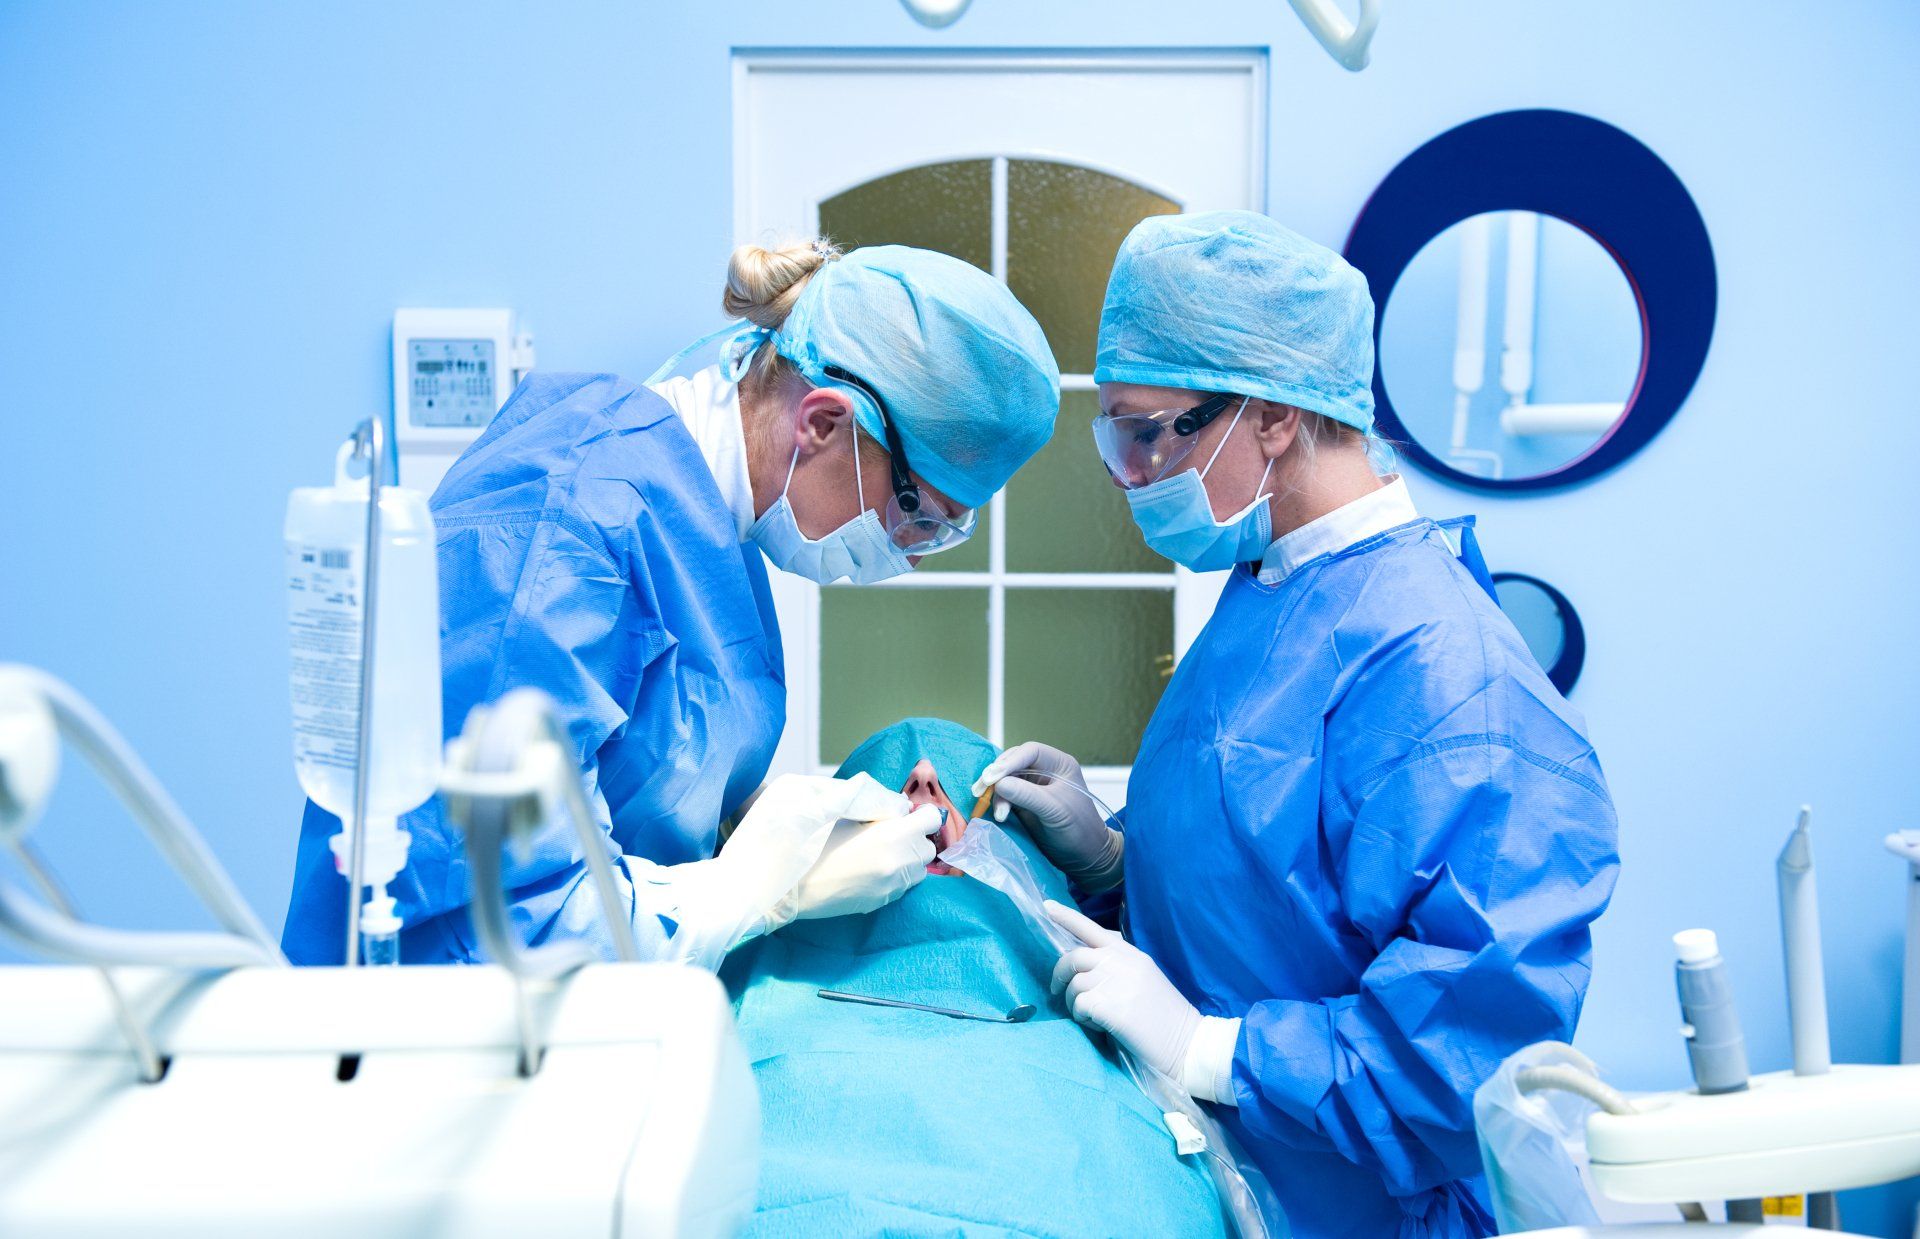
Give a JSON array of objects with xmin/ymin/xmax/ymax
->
[
  {"xmin": 1379, "ymin": 211, "xmax": 1642, "ymax": 482},
  {"xmin": 1345, "ymin": 110, "xmax": 1716, "ymax": 492},
  {"xmin": 1491, "ymin": 572, "xmax": 1585, "ymax": 695}
]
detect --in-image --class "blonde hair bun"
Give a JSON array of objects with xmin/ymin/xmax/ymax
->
[{"xmin": 723, "ymin": 237, "xmax": 841, "ymax": 329}]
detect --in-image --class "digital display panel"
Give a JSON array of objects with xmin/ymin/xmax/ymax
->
[{"xmin": 408, "ymin": 338, "xmax": 497, "ymax": 427}]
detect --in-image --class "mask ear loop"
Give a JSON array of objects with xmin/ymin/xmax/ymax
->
[
  {"xmin": 1197, "ymin": 396, "xmax": 1252, "ymax": 480},
  {"xmin": 848, "ymin": 408, "xmax": 868, "ymax": 515},
  {"xmin": 1196, "ymin": 395, "xmax": 1276, "ymax": 508}
]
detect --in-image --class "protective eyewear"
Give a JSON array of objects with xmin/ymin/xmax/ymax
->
[
  {"xmin": 1090, "ymin": 393, "xmax": 1237, "ymax": 490},
  {"xmin": 822, "ymin": 365, "xmax": 977, "ymax": 555}
]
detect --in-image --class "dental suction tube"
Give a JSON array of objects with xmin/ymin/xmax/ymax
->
[
  {"xmin": 1673, "ymin": 928, "xmax": 1763, "ymax": 1224},
  {"xmin": 1673, "ymin": 929, "xmax": 1750, "ymax": 1095}
]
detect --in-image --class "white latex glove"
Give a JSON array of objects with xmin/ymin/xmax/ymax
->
[
  {"xmin": 778, "ymin": 804, "xmax": 940, "ymax": 923},
  {"xmin": 1046, "ymin": 900, "xmax": 1199, "ymax": 1080},
  {"xmin": 657, "ymin": 773, "xmax": 916, "ymax": 967},
  {"xmin": 971, "ymin": 741, "xmax": 1123, "ymax": 890}
]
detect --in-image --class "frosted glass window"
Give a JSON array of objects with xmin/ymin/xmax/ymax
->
[
  {"xmin": 917, "ymin": 502, "xmax": 990, "ymax": 574},
  {"xmin": 1008, "ymin": 391, "xmax": 1162, "ymax": 573},
  {"xmin": 1004, "ymin": 589, "xmax": 1172, "ymax": 765},
  {"xmin": 820, "ymin": 586, "xmax": 989, "ymax": 765},
  {"xmin": 812, "ymin": 157, "xmax": 1184, "ymax": 775},
  {"xmin": 1007, "ymin": 159, "xmax": 1179, "ymax": 374},
  {"xmin": 818, "ymin": 159, "xmax": 993, "ymax": 274}
]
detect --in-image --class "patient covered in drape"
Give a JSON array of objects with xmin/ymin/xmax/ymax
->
[{"xmin": 720, "ymin": 717, "xmax": 1229, "ymax": 1238}]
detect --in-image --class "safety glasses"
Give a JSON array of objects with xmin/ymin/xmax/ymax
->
[
  {"xmin": 823, "ymin": 365, "xmax": 976, "ymax": 555},
  {"xmin": 1090, "ymin": 393, "xmax": 1237, "ymax": 489}
]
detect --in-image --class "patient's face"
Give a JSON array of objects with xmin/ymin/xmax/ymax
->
[{"xmin": 902, "ymin": 758, "xmax": 968, "ymax": 876}]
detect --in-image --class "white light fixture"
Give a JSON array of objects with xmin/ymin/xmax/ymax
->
[
  {"xmin": 896, "ymin": 0, "xmax": 1379, "ymax": 69},
  {"xmin": 899, "ymin": 0, "xmax": 973, "ymax": 29},
  {"xmin": 1285, "ymin": 0, "xmax": 1382, "ymax": 71}
]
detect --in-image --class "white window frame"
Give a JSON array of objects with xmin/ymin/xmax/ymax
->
[{"xmin": 733, "ymin": 50, "xmax": 1268, "ymax": 806}]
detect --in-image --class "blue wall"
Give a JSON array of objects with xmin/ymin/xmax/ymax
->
[{"xmin": 4, "ymin": 2, "xmax": 1917, "ymax": 1230}]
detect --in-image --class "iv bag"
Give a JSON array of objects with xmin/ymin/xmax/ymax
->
[{"xmin": 284, "ymin": 440, "xmax": 442, "ymax": 831}]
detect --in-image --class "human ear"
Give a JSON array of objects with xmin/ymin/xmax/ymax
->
[
  {"xmin": 793, "ymin": 387, "xmax": 857, "ymax": 457},
  {"xmin": 1254, "ymin": 401, "xmax": 1303, "ymax": 460}
]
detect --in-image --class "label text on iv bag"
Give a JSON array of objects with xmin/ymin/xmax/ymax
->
[{"xmin": 287, "ymin": 542, "xmax": 362, "ymax": 774}]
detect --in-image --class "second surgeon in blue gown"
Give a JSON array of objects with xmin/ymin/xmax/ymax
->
[
  {"xmin": 978, "ymin": 213, "xmax": 1620, "ymax": 1239},
  {"xmin": 283, "ymin": 239, "xmax": 1060, "ymax": 964}
]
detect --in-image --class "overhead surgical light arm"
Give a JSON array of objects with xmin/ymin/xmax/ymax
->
[
  {"xmin": 1448, "ymin": 213, "xmax": 1506, "ymax": 479},
  {"xmin": 896, "ymin": 0, "xmax": 1382, "ymax": 72},
  {"xmin": 1285, "ymin": 0, "xmax": 1382, "ymax": 71}
]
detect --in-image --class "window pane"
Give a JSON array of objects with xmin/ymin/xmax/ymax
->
[
  {"xmin": 1007, "ymin": 159, "xmax": 1180, "ymax": 374},
  {"xmin": 820, "ymin": 586, "xmax": 988, "ymax": 765},
  {"xmin": 1003, "ymin": 589, "xmax": 1172, "ymax": 765},
  {"xmin": 1007, "ymin": 390, "xmax": 1164, "ymax": 574},
  {"xmin": 917, "ymin": 498, "xmax": 990, "ymax": 574},
  {"xmin": 818, "ymin": 159, "xmax": 993, "ymax": 274}
]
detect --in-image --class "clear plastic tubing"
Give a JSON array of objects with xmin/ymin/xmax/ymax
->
[
  {"xmin": 285, "ymin": 440, "xmax": 442, "ymax": 965},
  {"xmin": 1673, "ymin": 929, "xmax": 1750, "ymax": 1094},
  {"xmin": 363, "ymin": 928, "xmax": 400, "ymax": 966}
]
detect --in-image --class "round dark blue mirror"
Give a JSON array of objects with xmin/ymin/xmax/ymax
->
[
  {"xmin": 1346, "ymin": 110, "xmax": 1716, "ymax": 491},
  {"xmin": 1491, "ymin": 572, "xmax": 1586, "ymax": 695}
]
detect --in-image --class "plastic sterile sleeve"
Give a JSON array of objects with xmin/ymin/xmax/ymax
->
[
  {"xmin": 1473, "ymin": 1042, "xmax": 1606, "ymax": 1233},
  {"xmin": 940, "ymin": 819, "xmax": 1289, "ymax": 1239}
]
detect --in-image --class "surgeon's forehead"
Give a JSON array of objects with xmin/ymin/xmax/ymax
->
[{"xmin": 1098, "ymin": 381, "xmax": 1214, "ymax": 417}]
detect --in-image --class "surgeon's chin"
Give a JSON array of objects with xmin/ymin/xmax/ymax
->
[{"xmin": 903, "ymin": 760, "xmax": 969, "ymax": 876}]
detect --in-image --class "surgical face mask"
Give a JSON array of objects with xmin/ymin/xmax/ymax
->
[
  {"xmin": 1123, "ymin": 396, "xmax": 1274, "ymax": 572},
  {"xmin": 747, "ymin": 422, "xmax": 914, "ymax": 586}
]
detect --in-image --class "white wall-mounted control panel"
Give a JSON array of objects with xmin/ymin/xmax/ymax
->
[{"xmin": 392, "ymin": 308, "xmax": 534, "ymax": 494}]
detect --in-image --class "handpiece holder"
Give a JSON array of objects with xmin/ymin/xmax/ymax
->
[
  {"xmin": 0, "ymin": 666, "xmax": 285, "ymax": 1078},
  {"xmin": 440, "ymin": 688, "xmax": 641, "ymax": 1075}
]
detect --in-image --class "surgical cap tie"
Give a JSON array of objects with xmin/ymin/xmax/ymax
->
[
  {"xmin": 644, "ymin": 319, "xmax": 775, "ymax": 388},
  {"xmin": 721, "ymin": 323, "xmax": 776, "ymax": 384}
]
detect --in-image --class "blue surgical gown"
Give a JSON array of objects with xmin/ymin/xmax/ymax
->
[
  {"xmin": 1121, "ymin": 518, "xmax": 1619, "ymax": 1239},
  {"xmin": 281, "ymin": 373, "xmax": 786, "ymax": 964}
]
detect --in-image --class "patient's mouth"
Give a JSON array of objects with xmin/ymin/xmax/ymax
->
[{"xmin": 903, "ymin": 759, "xmax": 968, "ymax": 876}]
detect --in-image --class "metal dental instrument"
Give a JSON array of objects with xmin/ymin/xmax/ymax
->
[{"xmin": 817, "ymin": 989, "xmax": 1035, "ymax": 1024}]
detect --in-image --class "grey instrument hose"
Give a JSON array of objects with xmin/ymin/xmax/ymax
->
[
  {"xmin": 13, "ymin": 667, "xmax": 281, "ymax": 954},
  {"xmin": 444, "ymin": 688, "xmax": 643, "ymax": 1074},
  {"xmin": 0, "ymin": 870, "xmax": 280, "ymax": 970}
]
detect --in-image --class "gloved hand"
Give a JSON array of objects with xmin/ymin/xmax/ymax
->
[
  {"xmin": 1046, "ymin": 900, "xmax": 1199, "ymax": 1080},
  {"xmin": 971, "ymin": 742, "xmax": 1123, "ymax": 890},
  {"xmin": 656, "ymin": 773, "xmax": 922, "ymax": 968},
  {"xmin": 779, "ymin": 804, "xmax": 941, "ymax": 922}
]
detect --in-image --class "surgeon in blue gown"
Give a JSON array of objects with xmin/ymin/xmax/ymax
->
[
  {"xmin": 975, "ymin": 212, "xmax": 1620, "ymax": 1239},
  {"xmin": 283, "ymin": 238, "xmax": 1060, "ymax": 964}
]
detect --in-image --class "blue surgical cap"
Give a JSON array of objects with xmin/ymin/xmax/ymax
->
[
  {"xmin": 775, "ymin": 246, "xmax": 1061, "ymax": 511},
  {"xmin": 1094, "ymin": 211, "xmax": 1376, "ymax": 433},
  {"xmin": 835, "ymin": 717, "xmax": 998, "ymax": 805}
]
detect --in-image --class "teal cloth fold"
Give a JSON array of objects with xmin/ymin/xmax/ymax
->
[{"xmin": 720, "ymin": 719, "xmax": 1228, "ymax": 1238}]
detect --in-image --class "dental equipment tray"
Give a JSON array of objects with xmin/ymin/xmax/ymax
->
[
  {"xmin": 1587, "ymin": 1064, "xmax": 1920, "ymax": 1203},
  {"xmin": 0, "ymin": 962, "xmax": 757, "ymax": 1237}
]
